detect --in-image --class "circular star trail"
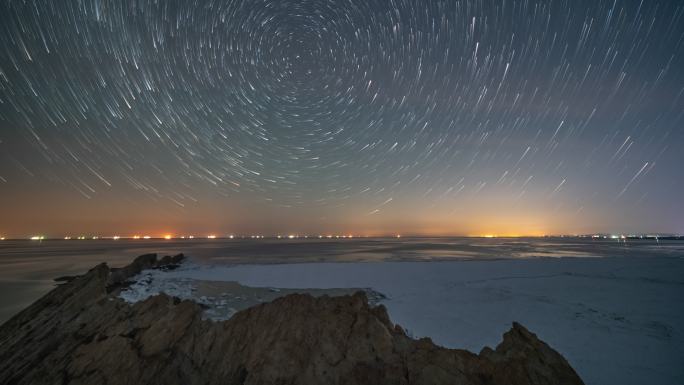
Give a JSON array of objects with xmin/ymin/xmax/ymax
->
[{"xmin": 0, "ymin": 0, "xmax": 683, "ymax": 235}]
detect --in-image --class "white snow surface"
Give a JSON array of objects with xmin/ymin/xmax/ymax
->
[
  {"xmin": 121, "ymin": 256, "xmax": 684, "ymax": 385},
  {"xmin": 120, "ymin": 273, "xmax": 195, "ymax": 304}
]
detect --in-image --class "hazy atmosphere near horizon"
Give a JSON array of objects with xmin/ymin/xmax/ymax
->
[{"xmin": 1, "ymin": 0, "xmax": 683, "ymax": 238}]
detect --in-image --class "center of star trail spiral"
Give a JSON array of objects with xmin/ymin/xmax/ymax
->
[{"xmin": 0, "ymin": 0, "xmax": 682, "ymax": 236}]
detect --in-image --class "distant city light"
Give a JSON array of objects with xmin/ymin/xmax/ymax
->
[
  {"xmin": 64, "ymin": 236, "xmax": 72, "ymax": 240},
  {"xmin": 207, "ymin": 235, "xmax": 216, "ymax": 239},
  {"xmin": 0, "ymin": 237, "xmax": 5, "ymax": 240},
  {"xmin": 229, "ymin": 235, "xmax": 234, "ymax": 239},
  {"xmin": 143, "ymin": 236, "xmax": 151, "ymax": 239},
  {"xmin": 113, "ymin": 236, "xmax": 120, "ymax": 240},
  {"xmin": 164, "ymin": 235, "xmax": 172, "ymax": 240},
  {"xmin": 30, "ymin": 236, "xmax": 45, "ymax": 241}
]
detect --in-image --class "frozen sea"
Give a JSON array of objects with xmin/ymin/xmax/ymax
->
[{"xmin": 1, "ymin": 237, "xmax": 683, "ymax": 384}]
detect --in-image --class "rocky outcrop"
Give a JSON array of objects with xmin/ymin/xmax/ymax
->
[
  {"xmin": 107, "ymin": 252, "xmax": 184, "ymax": 288},
  {"xmin": 0, "ymin": 254, "xmax": 584, "ymax": 385}
]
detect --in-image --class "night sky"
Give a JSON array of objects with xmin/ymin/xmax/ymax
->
[{"xmin": 0, "ymin": 0, "xmax": 683, "ymax": 238}]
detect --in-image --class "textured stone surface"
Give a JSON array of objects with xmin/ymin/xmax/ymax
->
[{"xmin": 0, "ymin": 254, "xmax": 584, "ymax": 385}]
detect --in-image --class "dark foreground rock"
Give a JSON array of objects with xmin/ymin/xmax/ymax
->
[{"xmin": 0, "ymin": 254, "xmax": 584, "ymax": 385}]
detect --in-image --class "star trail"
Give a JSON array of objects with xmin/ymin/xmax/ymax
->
[{"xmin": 0, "ymin": 0, "xmax": 682, "ymax": 237}]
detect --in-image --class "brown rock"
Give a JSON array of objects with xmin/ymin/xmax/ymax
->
[
  {"xmin": 0, "ymin": 255, "xmax": 584, "ymax": 385},
  {"xmin": 107, "ymin": 253, "xmax": 184, "ymax": 288}
]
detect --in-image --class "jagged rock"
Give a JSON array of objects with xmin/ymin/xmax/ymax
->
[
  {"xmin": 107, "ymin": 253, "xmax": 184, "ymax": 288},
  {"xmin": 0, "ymin": 255, "xmax": 584, "ymax": 385}
]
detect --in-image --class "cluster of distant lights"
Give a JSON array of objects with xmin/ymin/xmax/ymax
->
[
  {"xmin": 588, "ymin": 234, "xmax": 662, "ymax": 240},
  {"xmin": 0, "ymin": 234, "xmax": 674, "ymax": 241},
  {"xmin": 2, "ymin": 234, "xmax": 402, "ymax": 241}
]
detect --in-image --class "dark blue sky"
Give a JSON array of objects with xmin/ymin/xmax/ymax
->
[{"xmin": 0, "ymin": 0, "xmax": 682, "ymax": 237}]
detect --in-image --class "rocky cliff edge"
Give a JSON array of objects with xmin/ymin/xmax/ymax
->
[{"xmin": 0, "ymin": 254, "xmax": 584, "ymax": 385}]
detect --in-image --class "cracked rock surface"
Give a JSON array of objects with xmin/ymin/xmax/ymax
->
[{"xmin": 0, "ymin": 254, "xmax": 584, "ymax": 385}]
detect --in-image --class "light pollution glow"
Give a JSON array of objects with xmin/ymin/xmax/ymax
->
[{"xmin": 0, "ymin": 0, "xmax": 682, "ymax": 237}]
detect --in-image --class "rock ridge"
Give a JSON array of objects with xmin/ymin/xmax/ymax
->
[{"xmin": 0, "ymin": 254, "xmax": 584, "ymax": 385}]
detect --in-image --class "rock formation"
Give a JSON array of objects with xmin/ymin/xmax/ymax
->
[{"xmin": 0, "ymin": 254, "xmax": 584, "ymax": 385}]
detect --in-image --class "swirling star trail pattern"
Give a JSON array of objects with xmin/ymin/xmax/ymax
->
[{"xmin": 0, "ymin": 0, "xmax": 683, "ymax": 237}]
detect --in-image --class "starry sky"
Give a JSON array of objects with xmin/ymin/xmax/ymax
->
[{"xmin": 0, "ymin": 0, "xmax": 683, "ymax": 238}]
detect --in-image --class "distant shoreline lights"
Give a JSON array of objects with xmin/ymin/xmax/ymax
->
[{"xmin": 9, "ymin": 233, "xmax": 679, "ymax": 241}]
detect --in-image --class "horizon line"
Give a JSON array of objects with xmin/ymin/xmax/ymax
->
[{"xmin": 1, "ymin": 233, "xmax": 682, "ymax": 242}]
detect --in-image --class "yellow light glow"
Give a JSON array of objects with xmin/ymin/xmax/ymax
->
[
  {"xmin": 164, "ymin": 235, "xmax": 172, "ymax": 240},
  {"xmin": 207, "ymin": 235, "xmax": 216, "ymax": 239},
  {"xmin": 0, "ymin": 237, "xmax": 5, "ymax": 240},
  {"xmin": 133, "ymin": 235, "xmax": 140, "ymax": 239},
  {"xmin": 143, "ymin": 235, "xmax": 151, "ymax": 239},
  {"xmin": 113, "ymin": 236, "xmax": 120, "ymax": 240}
]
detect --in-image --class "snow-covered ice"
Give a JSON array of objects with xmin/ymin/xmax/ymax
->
[
  {"xmin": 121, "ymin": 256, "xmax": 684, "ymax": 385},
  {"xmin": 119, "ymin": 261, "xmax": 386, "ymax": 321}
]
